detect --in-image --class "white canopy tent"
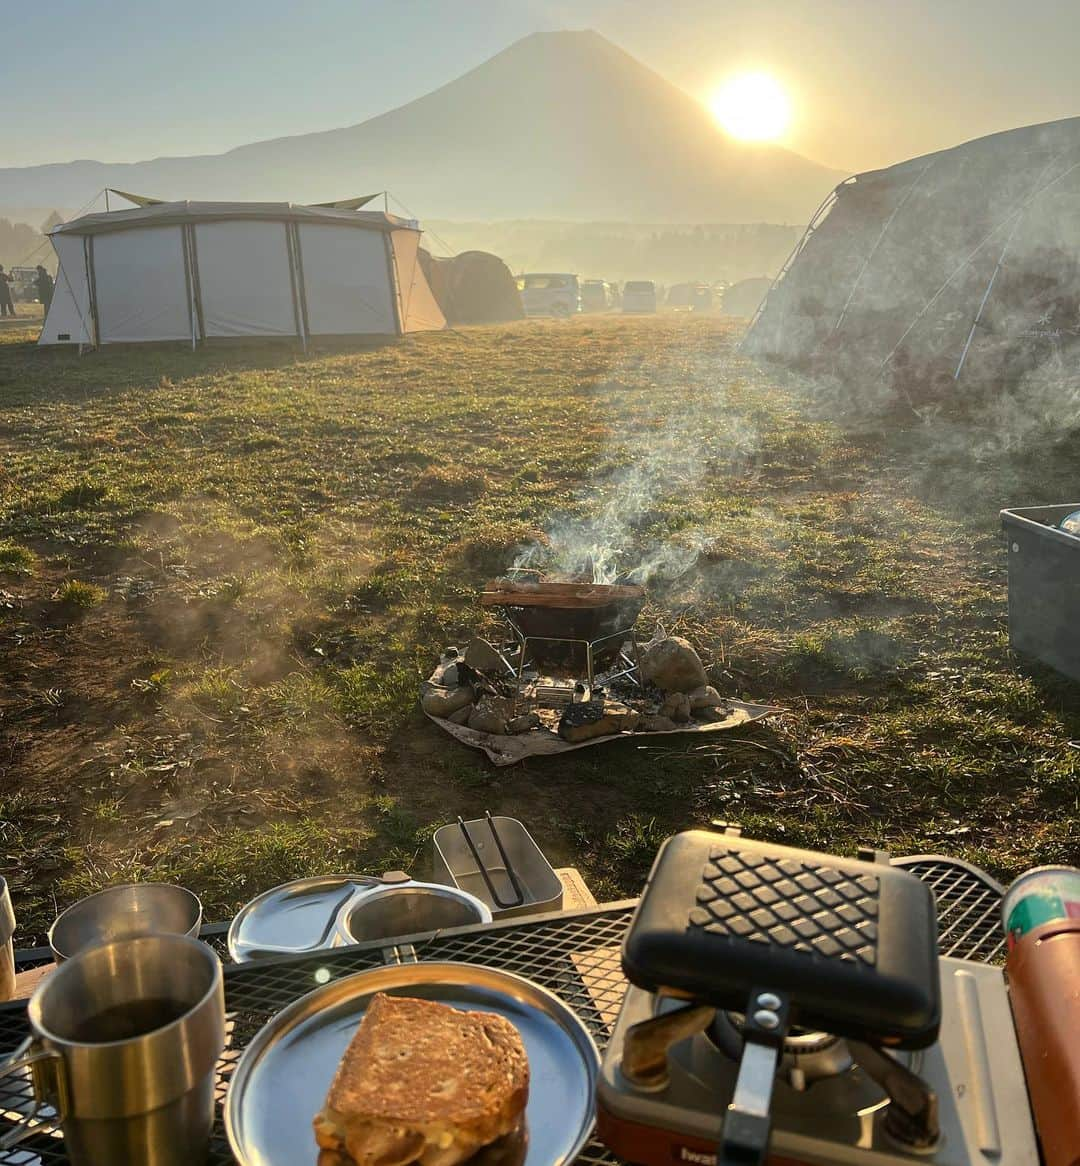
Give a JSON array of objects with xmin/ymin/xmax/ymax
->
[{"xmin": 39, "ymin": 199, "xmax": 446, "ymax": 347}]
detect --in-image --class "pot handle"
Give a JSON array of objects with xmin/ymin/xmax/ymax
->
[{"xmin": 0, "ymin": 1035, "xmax": 68, "ymax": 1149}]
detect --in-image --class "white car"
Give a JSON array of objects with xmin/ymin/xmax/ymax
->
[
  {"xmin": 516, "ymin": 273, "xmax": 581, "ymax": 317},
  {"xmin": 622, "ymin": 280, "xmax": 657, "ymax": 313}
]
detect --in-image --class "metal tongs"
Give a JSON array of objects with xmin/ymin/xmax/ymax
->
[{"xmin": 456, "ymin": 812, "xmax": 526, "ymax": 910}]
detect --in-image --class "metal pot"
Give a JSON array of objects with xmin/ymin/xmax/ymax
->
[
  {"xmin": 336, "ymin": 881, "xmax": 491, "ymax": 945},
  {"xmin": 49, "ymin": 883, "xmax": 203, "ymax": 964}
]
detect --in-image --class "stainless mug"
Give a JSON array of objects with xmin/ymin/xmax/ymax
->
[
  {"xmin": 0, "ymin": 933, "xmax": 225, "ymax": 1166},
  {"xmin": 49, "ymin": 882, "xmax": 202, "ymax": 963}
]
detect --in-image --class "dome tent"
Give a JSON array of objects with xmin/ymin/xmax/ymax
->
[
  {"xmin": 743, "ymin": 117, "xmax": 1080, "ymax": 400},
  {"xmin": 39, "ymin": 196, "xmax": 446, "ymax": 347},
  {"xmin": 418, "ymin": 249, "xmax": 523, "ymax": 325}
]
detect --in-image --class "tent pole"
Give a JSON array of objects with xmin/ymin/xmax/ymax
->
[
  {"xmin": 186, "ymin": 225, "xmax": 206, "ymax": 344},
  {"xmin": 383, "ymin": 232, "xmax": 404, "ymax": 334},
  {"xmin": 831, "ymin": 160, "xmax": 934, "ymax": 336},
  {"xmin": 285, "ymin": 223, "xmax": 308, "ymax": 353},
  {"xmin": 953, "ymin": 214, "xmax": 1022, "ymax": 381},
  {"xmin": 739, "ymin": 184, "xmax": 839, "ymax": 353},
  {"xmin": 292, "ymin": 224, "xmax": 311, "ymax": 352},
  {"xmin": 84, "ymin": 236, "xmax": 101, "ymax": 348},
  {"xmin": 181, "ymin": 225, "xmax": 197, "ymax": 350},
  {"xmin": 881, "ymin": 154, "xmax": 1080, "ymax": 374}
]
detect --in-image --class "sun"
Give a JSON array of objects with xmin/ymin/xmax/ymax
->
[{"xmin": 709, "ymin": 72, "xmax": 791, "ymax": 143}]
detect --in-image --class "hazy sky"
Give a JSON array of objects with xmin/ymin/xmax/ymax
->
[{"xmin": 4, "ymin": 0, "xmax": 1078, "ymax": 174}]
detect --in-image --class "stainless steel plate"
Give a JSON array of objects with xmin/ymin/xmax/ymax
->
[
  {"xmin": 226, "ymin": 961, "xmax": 600, "ymax": 1166},
  {"xmin": 227, "ymin": 875, "xmax": 379, "ymax": 962}
]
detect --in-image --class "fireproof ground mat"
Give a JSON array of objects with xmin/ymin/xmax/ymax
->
[{"xmin": 425, "ymin": 699, "xmax": 781, "ymax": 766}]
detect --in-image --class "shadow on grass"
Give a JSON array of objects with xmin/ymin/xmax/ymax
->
[{"xmin": 0, "ymin": 333, "xmax": 400, "ymax": 408}]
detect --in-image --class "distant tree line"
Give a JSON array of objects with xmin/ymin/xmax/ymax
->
[
  {"xmin": 426, "ymin": 220, "xmax": 802, "ymax": 285},
  {"xmin": 0, "ymin": 212, "xmax": 61, "ymax": 272}
]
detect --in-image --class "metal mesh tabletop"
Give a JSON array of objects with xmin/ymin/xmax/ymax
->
[
  {"xmin": 892, "ymin": 854, "xmax": 1006, "ymax": 965},
  {"xmin": 0, "ymin": 857, "xmax": 1006, "ymax": 1165}
]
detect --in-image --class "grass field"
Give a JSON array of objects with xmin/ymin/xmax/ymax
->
[{"xmin": 0, "ymin": 313, "xmax": 1077, "ymax": 944}]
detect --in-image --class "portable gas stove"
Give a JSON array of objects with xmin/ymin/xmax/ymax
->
[{"xmin": 597, "ymin": 829, "xmax": 1039, "ymax": 1166}]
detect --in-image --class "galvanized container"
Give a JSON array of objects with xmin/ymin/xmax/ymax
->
[
  {"xmin": 1001, "ymin": 503, "xmax": 1080, "ymax": 681},
  {"xmin": 433, "ymin": 817, "xmax": 564, "ymax": 920}
]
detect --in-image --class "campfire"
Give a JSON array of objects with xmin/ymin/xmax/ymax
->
[{"xmin": 421, "ymin": 574, "xmax": 777, "ymax": 764}]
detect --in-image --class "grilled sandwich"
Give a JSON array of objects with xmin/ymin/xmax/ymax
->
[{"xmin": 313, "ymin": 993, "xmax": 529, "ymax": 1166}]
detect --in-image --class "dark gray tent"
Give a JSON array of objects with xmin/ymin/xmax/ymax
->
[
  {"xmin": 419, "ymin": 250, "xmax": 523, "ymax": 325},
  {"xmin": 744, "ymin": 117, "xmax": 1080, "ymax": 402}
]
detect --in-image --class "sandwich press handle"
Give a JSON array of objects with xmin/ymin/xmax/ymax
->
[{"xmin": 718, "ymin": 989, "xmax": 790, "ymax": 1166}]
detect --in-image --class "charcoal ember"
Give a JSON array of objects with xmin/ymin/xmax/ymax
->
[
  {"xmin": 688, "ymin": 685, "xmax": 724, "ymax": 710},
  {"xmin": 558, "ymin": 700, "xmax": 640, "ymax": 742},
  {"xmin": 639, "ymin": 635, "xmax": 708, "ymax": 693},
  {"xmin": 660, "ymin": 691, "xmax": 692, "ymax": 723},
  {"xmin": 422, "ymin": 685, "xmax": 475, "ymax": 717}
]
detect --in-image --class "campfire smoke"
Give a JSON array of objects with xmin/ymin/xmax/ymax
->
[{"xmin": 513, "ymin": 370, "xmax": 758, "ymax": 584}]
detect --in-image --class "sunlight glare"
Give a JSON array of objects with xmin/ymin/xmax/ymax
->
[{"xmin": 709, "ymin": 72, "xmax": 792, "ymax": 142}]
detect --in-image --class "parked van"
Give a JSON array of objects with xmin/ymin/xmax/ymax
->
[
  {"xmin": 516, "ymin": 273, "xmax": 581, "ymax": 317},
  {"xmin": 622, "ymin": 280, "xmax": 657, "ymax": 313},
  {"xmin": 580, "ymin": 279, "xmax": 616, "ymax": 312},
  {"xmin": 667, "ymin": 282, "xmax": 714, "ymax": 312}
]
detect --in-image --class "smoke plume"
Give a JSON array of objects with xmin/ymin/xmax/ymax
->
[{"xmin": 513, "ymin": 358, "xmax": 758, "ymax": 584}]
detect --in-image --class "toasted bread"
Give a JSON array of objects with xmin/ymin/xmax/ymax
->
[{"xmin": 313, "ymin": 993, "xmax": 529, "ymax": 1166}]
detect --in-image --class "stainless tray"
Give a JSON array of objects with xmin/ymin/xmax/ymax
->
[
  {"xmin": 227, "ymin": 874, "xmax": 380, "ymax": 961},
  {"xmin": 225, "ymin": 961, "xmax": 600, "ymax": 1166}
]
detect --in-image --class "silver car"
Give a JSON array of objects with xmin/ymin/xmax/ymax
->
[
  {"xmin": 622, "ymin": 280, "xmax": 657, "ymax": 313},
  {"xmin": 516, "ymin": 273, "xmax": 582, "ymax": 317}
]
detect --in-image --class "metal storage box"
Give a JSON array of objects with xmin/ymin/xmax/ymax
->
[
  {"xmin": 1000, "ymin": 503, "xmax": 1080, "ymax": 681},
  {"xmin": 433, "ymin": 816, "xmax": 564, "ymax": 920}
]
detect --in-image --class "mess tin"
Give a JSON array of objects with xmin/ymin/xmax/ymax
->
[
  {"xmin": 0, "ymin": 933, "xmax": 225, "ymax": 1166},
  {"xmin": 49, "ymin": 882, "xmax": 202, "ymax": 963}
]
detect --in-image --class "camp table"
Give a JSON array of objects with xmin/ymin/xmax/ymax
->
[{"xmin": 0, "ymin": 855, "xmax": 1006, "ymax": 1165}]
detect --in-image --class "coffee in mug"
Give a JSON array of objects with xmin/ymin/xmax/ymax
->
[{"xmin": 0, "ymin": 932, "xmax": 225, "ymax": 1166}]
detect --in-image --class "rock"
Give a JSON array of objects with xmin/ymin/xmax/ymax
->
[
  {"xmin": 558, "ymin": 701, "xmax": 639, "ymax": 743},
  {"xmin": 661, "ymin": 692, "xmax": 692, "ymax": 723},
  {"xmin": 463, "ymin": 637, "xmax": 509, "ymax": 676},
  {"xmin": 446, "ymin": 704, "xmax": 474, "ymax": 725},
  {"xmin": 639, "ymin": 636, "xmax": 708, "ymax": 693},
  {"xmin": 688, "ymin": 685, "xmax": 724, "ymax": 710},
  {"xmin": 640, "ymin": 715, "xmax": 679, "ymax": 733},
  {"xmin": 507, "ymin": 712, "xmax": 541, "ymax": 734},
  {"xmin": 467, "ymin": 696, "xmax": 514, "ymax": 735},
  {"xmin": 421, "ymin": 685, "xmax": 475, "ymax": 718},
  {"xmin": 429, "ymin": 647, "xmax": 461, "ymax": 686}
]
